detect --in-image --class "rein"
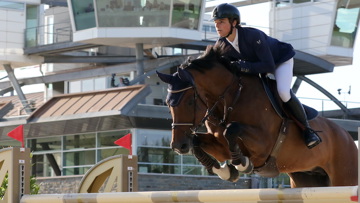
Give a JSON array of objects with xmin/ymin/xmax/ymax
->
[{"xmin": 170, "ymin": 75, "xmax": 243, "ymax": 133}]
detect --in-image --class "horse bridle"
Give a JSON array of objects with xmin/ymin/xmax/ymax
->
[{"xmin": 169, "ymin": 75, "xmax": 243, "ymax": 134}]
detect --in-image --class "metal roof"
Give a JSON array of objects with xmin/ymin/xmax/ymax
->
[
  {"xmin": 0, "ymin": 92, "xmax": 44, "ymax": 119},
  {"xmin": 27, "ymin": 85, "xmax": 151, "ymax": 123}
]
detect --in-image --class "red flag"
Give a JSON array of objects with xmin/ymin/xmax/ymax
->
[
  {"xmin": 7, "ymin": 125, "xmax": 24, "ymax": 147},
  {"xmin": 114, "ymin": 133, "xmax": 132, "ymax": 155}
]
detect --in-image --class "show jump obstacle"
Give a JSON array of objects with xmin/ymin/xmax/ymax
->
[{"xmin": 1, "ymin": 127, "xmax": 359, "ymax": 203}]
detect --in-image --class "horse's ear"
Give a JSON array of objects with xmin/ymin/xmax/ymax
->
[
  {"xmin": 156, "ymin": 71, "xmax": 173, "ymax": 84},
  {"xmin": 177, "ymin": 68, "xmax": 194, "ymax": 85}
]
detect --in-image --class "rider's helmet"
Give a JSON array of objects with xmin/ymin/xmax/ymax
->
[{"xmin": 212, "ymin": 3, "xmax": 240, "ymax": 25}]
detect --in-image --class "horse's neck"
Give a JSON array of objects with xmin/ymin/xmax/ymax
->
[{"xmin": 239, "ymin": 75, "xmax": 279, "ymax": 119}]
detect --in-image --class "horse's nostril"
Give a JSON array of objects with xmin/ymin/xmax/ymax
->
[
  {"xmin": 172, "ymin": 143, "xmax": 190, "ymax": 154},
  {"xmin": 181, "ymin": 143, "xmax": 188, "ymax": 151}
]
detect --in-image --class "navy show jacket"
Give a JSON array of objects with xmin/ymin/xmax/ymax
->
[{"xmin": 215, "ymin": 26, "xmax": 296, "ymax": 74}]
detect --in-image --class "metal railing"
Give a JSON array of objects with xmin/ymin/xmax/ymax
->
[{"xmin": 24, "ymin": 23, "xmax": 72, "ymax": 47}]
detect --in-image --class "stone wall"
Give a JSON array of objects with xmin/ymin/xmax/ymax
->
[{"xmin": 36, "ymin": 173, "xmax": 257, "ymax": 194}]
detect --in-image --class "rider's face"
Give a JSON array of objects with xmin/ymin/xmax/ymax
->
[{"xmin": 214, "ymin": 18, "xmax": 232, "ymax": 37}]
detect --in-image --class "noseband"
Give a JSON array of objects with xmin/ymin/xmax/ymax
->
[
  {"xmin": 169, "ymin": 86, "xmax": 206, "ymax": 132},
  {"xmin": 170, "ymin": 75, "xmax": 243, "ymax": 133}
]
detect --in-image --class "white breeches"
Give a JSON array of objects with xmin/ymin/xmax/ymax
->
[{"xmin": 274, "ymin": 58, "xmax": 294, "ymax": 102}]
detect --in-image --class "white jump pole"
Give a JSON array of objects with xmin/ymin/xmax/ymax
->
[{"xmin": 20, "ymin": 186, "xmax": 358, "ymax": 203}]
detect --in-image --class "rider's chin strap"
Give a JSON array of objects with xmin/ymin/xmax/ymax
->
[
  {"xmin": 225, "ymin": 27, "xmax": 233, "ymax": 38},
  {"xmin": 224, "ymin": 23, "xmax": 238, "ymax": 39}
]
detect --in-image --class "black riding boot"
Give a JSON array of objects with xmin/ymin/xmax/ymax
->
[{"xmin": 284, "ymin": 92, "xmax": 322, "ymax": 149}]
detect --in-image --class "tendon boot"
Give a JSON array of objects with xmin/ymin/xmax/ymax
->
[{"xmin": 284, "ymin": 92, "xmax": 322, "ymax": 149}]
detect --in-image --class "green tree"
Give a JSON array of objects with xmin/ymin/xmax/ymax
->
[{"xmin": 0, "ymin": 173, "xmax": 40, "ymax": 198}]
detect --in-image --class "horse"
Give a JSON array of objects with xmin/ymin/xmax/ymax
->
[{"xmin": 157, "ymin": 45, "xmax": 358, "ymax": 187}]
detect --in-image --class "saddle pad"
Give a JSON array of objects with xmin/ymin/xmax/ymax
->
[{"xmin": 260, "ymin": 75, "xmax": 318, "ymax": 120}]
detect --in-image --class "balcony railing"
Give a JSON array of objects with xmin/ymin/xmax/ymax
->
[{"xmin": 25, "ymin": 23, "xmax": 72, "ymax": 48}]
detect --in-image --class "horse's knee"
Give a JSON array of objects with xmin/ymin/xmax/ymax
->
[
  {"xmin": 224, "ymin": 122, "xmax": 242, "ymax": 140},
  {"xmin": 226, "ymin": 122, "xmax": 242, "ymax": 133}
]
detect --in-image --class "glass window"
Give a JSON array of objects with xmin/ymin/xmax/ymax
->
[
  {"xmin": 172, "ymin": 0, "xmax": 202, "ymax": 30},
  {"xmin": 64, "ymin": 150, "xmax": 96, "ymax": 166},
  {"xmin": 28, "ymin": 136, "xmax": 62, "ymax": 151},
  {"xmin": 68, "ymin": 77, "xmax": 107, "ymax": 93},
  {"xmin": 293, "ymin": 0, "xmax": 311, "ymax": 3},
  {"xmin": 63, "ymin": 167, "xmax": 91, "ymax": 176},
  {"xmin": 32, "ymin": 153, "xmax": 61, "ymax": 177},
  {"xmin": 64, "ymin": 134, "xmax": 96, "ymax": 150},
  {"xmin": 141, "ymin": 0, "xmax": 171, "ymax": 27},
  {"xmin": 98, "ymin": 130, "xmax": 131, "ymax": 147},
  {"xmin": 182, "ymin": 165, "xmax": 205, "ymax": 175},
  {"xmin": 275, "ymin": 0, "xmax": 290, "ymax": 8},
  {"xmin": 0, "ymin": 1, "xmax": 24, "ymax": 10},
  {"xmin": 71, "ymin": 0, "xmax": 96, "ymax": 30},
  {"xmin": 138, "ymin": 147, "xmax": 176, "ymax": 164},
  {"xmin": 0, "ymin": 140, "xmax": 22, "ymax": 148},
  {"xmin": 136, "ymin": 129, "xmax": 210, "ymax": 176},
  {"xmin": 98, "ymin": 148, "xmax": 127, "ymax": 160},
  {"xmin": 25, "ymin": 5, "xmax": 39, "ymax": 47},
  {"xmin": 82, "ymin": 79, "xmax": 94, "ymax": 92},
  {"xmin": 95, "ymin": 0, "xmax": 170, "ymax": 27},
  {"xmin": 96, "ymin": 0, "xmax": 138, "ymax": 27},
  {"xmin": 69, "ymin": 80, "xmax": 81, "ymax": 93},
  {"xmin": 94, "ymin": 77, "xmax": 107, "ymax": 90},
  {"xmin": 331, "ymin": 1, "xmax": 359, "ymax": 48}
]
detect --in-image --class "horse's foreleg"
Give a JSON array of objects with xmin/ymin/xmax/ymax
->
[
  {"xmin": 194, "ymin": 134, "xmax": 240, "ymax": 182},
  {"xmin": 224, "ymin": 122, "xmax": 254, "ymax": 174}
]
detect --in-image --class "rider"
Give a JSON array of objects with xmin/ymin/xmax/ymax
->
[{"xmin": 212, "ymin": 3, "xmax": 321, "ymax": 149}]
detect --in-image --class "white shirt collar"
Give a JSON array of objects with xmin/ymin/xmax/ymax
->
[{"xmin": 226, "ymin": 29, "xmax": 240, "ymax": 53}]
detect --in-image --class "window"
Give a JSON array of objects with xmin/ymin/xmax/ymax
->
[
  {"xmin": 26, "ymin": 130, "xmax": 131, "ymax": 177},
  {"xmin": 17, "ymin": 129, "xmax": 210, "ymax": 177},
  {"xmin": 70, "ymin": 0, "xmax": 96, "ymax": 30},
  {"xmin": 95, "ymin": 0, "xmax": 170, "ymax": 27},
  {"xmin": 331, "ymin": 1, "xmax": 359, "ymax": 48},
  {"xmin": 172, "ymin": 0, "xmax": 203, "ymax": 30},
  {"xmin": 64, "ymin": 134, "xmax": 96, "ymax": 150},
  {"xmin": 25, "ymin": 5, "xmax": 39, "ymax": 47},
  {"xmin": 0, "ymin": 1, "xmax": 24, "ymax": 10},
  {"xmin": 68, "ymin": 77, "xmax": 107, "ymax": 93},
  {"xmin": 136, "ymin": 129, "xmax": 209, "ymax": 176},
  {"xmin": 28, "ymin": 136, "xmax": 62, "ymax": 177}
]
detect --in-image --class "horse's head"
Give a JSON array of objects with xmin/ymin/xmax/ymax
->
[
  {"xmin": 157, "ymin": 45, "xmax": 238, "ymax": 154},
  {"xmin": 157, "ymin": 69, "xmax": 208, "ymax": 154}
]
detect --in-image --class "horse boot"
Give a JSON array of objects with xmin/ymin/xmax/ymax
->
[{"xmin": 284, "ymin": 92, "xmax": 322, "ymax": 149}]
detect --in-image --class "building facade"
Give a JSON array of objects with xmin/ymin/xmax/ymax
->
[{"xmin": 0, "ymin": 0, "xmax": 359, "ymax": 192}]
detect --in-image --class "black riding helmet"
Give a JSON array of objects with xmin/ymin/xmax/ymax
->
[{"xmin": 212, "ymin": 3, "xmax": 240, "ymax": 25}]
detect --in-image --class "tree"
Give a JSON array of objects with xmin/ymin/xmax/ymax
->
[{"xmin": 0, "ymin": 173, "xmax": 40, "ymax": 198}]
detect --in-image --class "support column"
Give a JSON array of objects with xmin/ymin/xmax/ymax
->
[
  {"xmin": 135, "ymin": 43, "xmax": 145, "ymax": 85},
  {"xmin": 3, "ymin": 64, "xmax": 32, "ymax": 114}
]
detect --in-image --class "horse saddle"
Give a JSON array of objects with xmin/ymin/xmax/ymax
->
[{"xmin": 260, "ymin": 74, "xmax": 318, "ymax": 120}]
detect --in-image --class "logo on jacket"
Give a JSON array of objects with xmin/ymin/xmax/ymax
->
[{"xmin": 257, "ymin": 40, "xmax": 261, "ymax": 44}]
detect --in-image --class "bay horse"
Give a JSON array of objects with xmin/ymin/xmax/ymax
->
[{"xmin": 157, "ymin": 45, "xmax": 358, "ymax": 187}]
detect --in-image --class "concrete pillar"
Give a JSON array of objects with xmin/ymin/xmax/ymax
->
[{"xmin": 135, "ymin": 43, "xmax": 145, "ymax": 85}]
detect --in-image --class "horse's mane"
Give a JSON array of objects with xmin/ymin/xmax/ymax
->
[{"xmin": 180, "ymin": 44, "xmax": 233, "ymax": 73}]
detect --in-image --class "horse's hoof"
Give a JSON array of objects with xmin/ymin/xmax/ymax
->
[
  {"xmin": 227, "ymin": 164, "xmax": 240, "ymax": 182},
  {"xmin": 234, "ymin": 157, "xmax": 254, "ymax": 174}
]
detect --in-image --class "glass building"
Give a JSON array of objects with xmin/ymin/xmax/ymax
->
[
  {"xmin": 67, "ymin": 0, "xmax": 205, "ymax": 48},
  {"xmin": 0, "ymin": 1, "xmax": 359, "ymax": 190}
]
